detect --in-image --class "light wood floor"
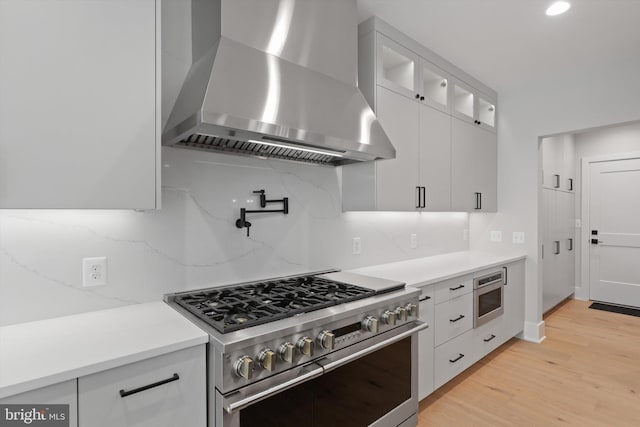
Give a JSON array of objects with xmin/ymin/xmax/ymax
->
[{"xmin": 418, "ymin": 299, "xmax": 640, "ymax": 426}]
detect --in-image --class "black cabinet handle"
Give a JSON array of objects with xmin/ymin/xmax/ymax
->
[
  {"xmin": 569, "ymin": 178, "xmax": 574, "ymax": 191},
  {"xmin": 591, "ymin": 238, "xmax": 599, "ymax": 245},
  {"xmin": 553, "ymin": 174, "xmax": 560, "ymax": 189},
  {"xmin": 420, "ymin": 96, "xmax": 425, "ymax": 101},
  {"xmin": 474, "ymin": 192, "xmax": 481, "ymax": 210},
  {"xmin": 415, "ymin": 186, "xmax": 421, "ymax": 209},
  {"xmin": 449, "ymin": 353, "xmax": 465, "ymax": 363},
  {"xmin": 554, "ymin": 240, "xmax": 560, "ymax": 255},
  {"xmin": 568, "ymin": 238, "xmax": 573, "ymax": 251},
  {"xmin": 119, "ymin": 373, "xmax": 180, "ymax": 398},
  {"xmin": 503, "ymin": 266, "xmax": 508, "ymax": 286},
  {"xmin": 449, "ymin": 284, "xmax": 465, "ymax": 291},
  {"xmin": 449, "ymin": 314, "xmax": 465, "ymax": 323},
  {"xmin": 483, "ymin": 334, "xmax": 496, "ymax": 342},
  {"xmin": 421, "ymin": 187, "xmax": 426, "ymax": 208},
  {"xmin": 415, "ymin": 94, "xmax": 420, "ymax": 99},
  {"xmin": 419, "ymin": 295, "xmax": 432, "ymax": 302}
]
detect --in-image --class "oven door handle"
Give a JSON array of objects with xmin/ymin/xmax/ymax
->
[
  {"xmin": 224, "ymin": 365, "xmax": 324, "ymax": 414},
  {"xmin": 320, "ymin": 321, "xmax": 429, "ymax": 373},
  {"xmin": 223, "ymin": 321, "xmax": 428, "ymax": 414}
]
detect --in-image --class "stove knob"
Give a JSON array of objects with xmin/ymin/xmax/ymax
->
[
  {"xmin": 382, "ymin": 310, "xmax": 397, "ymax": 326},
  {"xmin": 279, "ymin": 342, "xmax": 295, "ymax": 364},
  {"xmin": 395, "ymin": 306, "xmax": 408, "ymax": 322},
  {"xmin": 317, "ymin": 330, "xmax": 335, "ymax": 350},
  {"xmin": 233, "ymin": 355, "xmax": 254, "ymax": 380},
  {"xmin": 405, "ymin": 303, "xmax": 417, "ymax": 318},
  {"xmin": 297, "ymin": 337, "xmax": 314, "ymax": 357},
  {"xmin": 258, "ymin": 348, "xmax": 277, "ymax": 371},
  {"xmin": 361, "ymin": 315, "xmax": 379, "ymax": 333}
]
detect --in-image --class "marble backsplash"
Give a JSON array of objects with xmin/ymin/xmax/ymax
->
[{"xmin": 0, "ymin": 147, "xmax": 469, "ymax": 325}]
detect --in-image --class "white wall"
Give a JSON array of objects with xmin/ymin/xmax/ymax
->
[
  {"xmin": 469, "ymin": 57, "xmax": 640, "ymax": 342},
  {"xmin": 573, "ymin": 121, "xmax": 640, "ymax": 297}
]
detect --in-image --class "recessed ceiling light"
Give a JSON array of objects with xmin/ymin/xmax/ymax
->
[{"xmin": 546, "ymin": 1, "xmax": 571, "ymax": 16}]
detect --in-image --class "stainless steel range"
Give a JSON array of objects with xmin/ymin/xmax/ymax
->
[{"xmin": 165, "ymin": 270, "xmax": 425, "ymax": 427}]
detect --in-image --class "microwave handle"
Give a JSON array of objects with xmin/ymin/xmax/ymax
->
[{"xmin": 503, "ymin": 266, "xmax": 508, "ymax": 286}]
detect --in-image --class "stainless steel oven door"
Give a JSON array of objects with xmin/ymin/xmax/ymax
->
[
  {"xmin": 217, "ymin": 321, "xmax": 427, "ymax": 427},
  {"xmin": 474, "ymin": 281, "xmax": 504, "ymax": 328}
]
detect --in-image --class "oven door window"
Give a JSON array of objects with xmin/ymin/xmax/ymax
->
[
  {"xmin": 478, "ymin": 286, "xmax": 502, "ymax": 317},
  {"xmin": 240, "ymin": 337, "xmax": 412, "ymax": 427}
]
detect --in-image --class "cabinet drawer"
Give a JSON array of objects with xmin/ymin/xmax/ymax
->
[
  {"xmin": 434, "ymin": 276, "xmax": 473, "ymax": 303},
  {"xmin": 434, "ymin": 292, "xmax": 473, "ymax": 346},
  {"xmin": 418, "ymin": 286, "xmax": 435, "ymax": 400},
  {"xmin": 78, "ymin": 345, "xmax": 206, "ymax": 427},
  {"xmin": 434, "ymin": 329, "xmax": 473, "ymax": 390},
  {"xmin": 472, "ymin": 316, "xmax": 505, "ymax": 363}
]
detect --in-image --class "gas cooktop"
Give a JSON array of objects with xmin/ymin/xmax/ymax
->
[{"xmin": 173, "ymin": 274, "xmax": 375, "ymax": 333}]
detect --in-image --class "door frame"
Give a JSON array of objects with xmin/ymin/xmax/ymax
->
[{"xmin": 579, "ymin": 151, "xmax": 640, "ymax": 300}]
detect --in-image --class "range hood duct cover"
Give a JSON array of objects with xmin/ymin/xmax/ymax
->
[{"xmin": 163, "ymin": 0, "xmax": 395, "ymax": 166}]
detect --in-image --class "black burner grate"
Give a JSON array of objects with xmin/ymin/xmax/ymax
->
[{"xmin": 174, "ymin": 276, "xmax": 374, "ymax": 333}]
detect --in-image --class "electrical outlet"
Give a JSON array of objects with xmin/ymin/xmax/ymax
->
[
  {"xmin": 83, "ymin": 257, "xmax": 107, "ymax": 287},
  {"xmin": 512, "ymin": 232, "xmax": 525, "ymax": 244},
  {"xmin": 490, "ymin": 230, "xmax": 502, "ymax": 242},
  {"xmin": 352, "ymin": 237, "xmax": 361, "ymax": 255},
  {"xmin": 410, "ymin": 234, "xmax": 418, "ymax": 249}
]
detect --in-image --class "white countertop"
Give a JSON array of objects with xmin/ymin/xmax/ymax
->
[
  {"xmin": 348, "ymin": 251, "xmax": 526, "ymax": 287},
  {"xmin": 0, "ymin": 302, "xmax": 208, "ymax": 399}
]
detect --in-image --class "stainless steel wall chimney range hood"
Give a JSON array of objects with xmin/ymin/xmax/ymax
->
[{"xmin": 163, "ymin": 0, "xmax": 395, "ymax": 166}]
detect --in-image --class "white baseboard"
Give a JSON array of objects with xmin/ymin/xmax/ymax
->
[
  {"xmin": 574, "ymin": 287, "xmax": 589, "ymax": 301},
  {"xmin": 523, "ymin": 320, "xmax": 546, "ymax": 343}
]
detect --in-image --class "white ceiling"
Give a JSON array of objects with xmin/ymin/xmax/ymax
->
[{"xmin": 357, "ymin": 0, "xmax": 640, "ymax": 93}]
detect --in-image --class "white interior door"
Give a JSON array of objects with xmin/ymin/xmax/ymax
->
[{"xmin": 589, "ymin": 158, "xmax": 640, "ymax": 307}]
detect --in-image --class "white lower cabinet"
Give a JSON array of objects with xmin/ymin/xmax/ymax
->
[
  {"xmin": 417, "ymin": 287, "xmax": 435, "ymax": 400},
  {"xmin": 434, "ymin": 293, "xmax": 473, "ymax": 346},
  {"xmin": 472, "ymin": 317, "xmax": 504, "ymax": 363},
  {"xmin": 0, "ymin": 380, "xmax": 78, "ymax": 427},
  {"xmin": 417, "ymin": 259, "xmax": 526, "ymax": 399},
  {"xmin": 78, "ymin": 346, "xmax": 206, "ymax": 427},
  {"xmin": 433, "ymin": 329, "xmax": 473, "ymax": 390}
]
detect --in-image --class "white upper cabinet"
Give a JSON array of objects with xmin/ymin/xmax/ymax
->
[
  {"xmin": 452, "ymin": 78, "xmax": 497, "ymax": 133},
  {"xmin": 344, "ymin": 17, "xmax": 497, "ymax": 212},
  {"xmin": 451, "ymin": 119, "xmax": 497, "ymax": 212},
  {"xmin": 0, "ymin": 0, "xmax": 159, "ymax": 209},
  {"xmin": 541, "ymin": 134, "xmax": 575, "ymax": 192},
  {"xmin": 419, "ymin": 59, "xmax": 451, "ymax": 114},
  {"xmin": 375, "ymin": 87, "xmax": 421, "ymax": 210},
  {"xmin": 377, "ymin": 34, "xmax": 420, "ymax": 100}
]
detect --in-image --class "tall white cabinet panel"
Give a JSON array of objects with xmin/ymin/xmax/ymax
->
[
  {"xmin": 419, "ymin": 105, "xmax": 451, "ymax": 211},
  {"xmin": 78, "ymin": 346, "xmax": 206, "ymax": 427},
  {"xmin": 0, "ymin": 380, "xmax": 78, "ymax": 427},
  {"xmin": 375, "ymin": 87, "xmax": 421, "ymax": 210},
  {"xmin": 451, "ymin": 119, "xmax": 497, "ymax": 212},
  {"xmin": 0, "ymin": 0, "xmax": 159, "ymax": 209},
  {"xmin": 542, "ymin": 189, "xmax": 575, "ymax": 312},
  {"xmin": 502, "ymin": 260, "xmax": 525, "ymax": 338},
  {"xmin": 417, "ymin": 288, "xmax": 435, "ymax": 400}
]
